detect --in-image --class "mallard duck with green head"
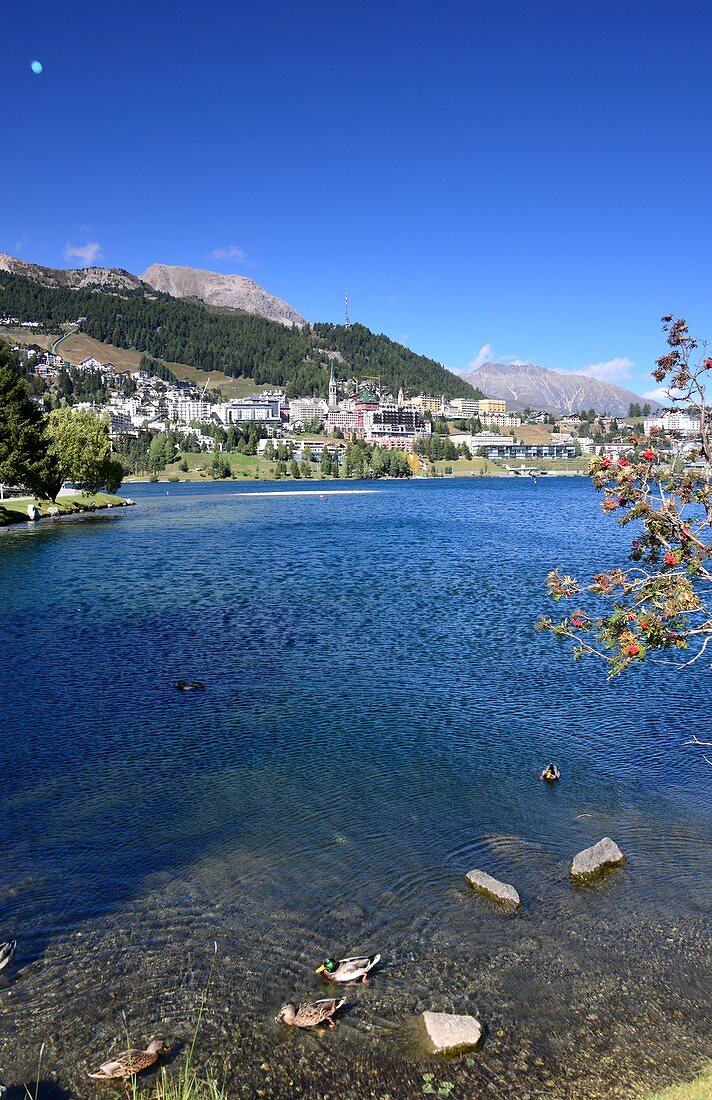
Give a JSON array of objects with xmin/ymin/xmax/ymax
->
[
  {"xmin": 315, "ymin": 953, "xmax": 381, "ymax": 983},
  {"xmin": 275, "ymin": 998, "xmax": 345, "ymax": 1029}
]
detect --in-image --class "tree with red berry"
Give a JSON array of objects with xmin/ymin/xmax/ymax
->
[{"xmin": 538, "ymin": 317, "xmax": 712, "ymax": 698}]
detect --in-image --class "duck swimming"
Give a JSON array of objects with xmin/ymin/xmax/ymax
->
[
  {"xmin": 275, "ymin": 998, "xmax": 345, "ymax": 1029},
  {"xmin": 0, "ymin": 940, "xmax": 16, "ymax": 971},
  {"xmin": 174, "ymin": 681, "xmax": 205, "ymax": 691},
  {"xmin": 88, "ymin": 1040, "xmax": 168, "ymax": 1080},
  {"xmin": 315, "ymin": 954, "xmax": 381, "ymax": 984},
  {"xmin": 540, "ymin": 763, "xmax": 561, "ymax": 782}
]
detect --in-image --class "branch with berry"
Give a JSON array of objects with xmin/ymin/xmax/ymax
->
[{"xmin": 537, "ymin": 318, "xmax": 712, "ymax": 677}]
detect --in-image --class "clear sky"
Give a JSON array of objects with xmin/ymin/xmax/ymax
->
[{"xmin": 2, "ymin": 0, "xmax": 711, "ymax": 397}]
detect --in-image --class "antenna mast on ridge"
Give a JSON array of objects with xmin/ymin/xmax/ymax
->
[{"xmin": 344, "ymin": 289, "xmax": 351, "ymax": 329}]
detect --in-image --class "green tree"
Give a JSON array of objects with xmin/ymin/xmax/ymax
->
[
  {"xmin": 539, "ymin": 317, "xmax": 712, "ymax": 679},
  {"xmin": 46, "ymin": 408, "xmax": 123, "ymax": 496},
  {"xmin": 0, "ymin": 345, "xmax": 58, "ymax": 497},
  {"xmin": 290, "ymin": 459, "xmax": 301, "ymax": 479}
]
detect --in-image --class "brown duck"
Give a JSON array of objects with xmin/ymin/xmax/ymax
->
[
  {"xmin": 275, "ymin": 998, "xmax": 345, "ymax": 1029},
  {"xmin": 88, "ymin": 1039, "xmax": 168, "ymax": 1080}
]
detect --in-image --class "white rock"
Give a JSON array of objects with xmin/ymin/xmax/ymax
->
[
  {"xmin": 422, "ymin": 1011, "xmax": 482, "ymax": 1053},
  {"xmin": 465, "ymin": 868, "xmax": 521, "ymax": 908},
  {"xmin": 570, "ymin": 837, "xmax": 625, "ymax": 881}
]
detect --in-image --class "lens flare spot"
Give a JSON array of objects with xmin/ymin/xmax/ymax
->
[{"xmin": 31, "ymin": 60, "xmax": 43, "ymax": 74}]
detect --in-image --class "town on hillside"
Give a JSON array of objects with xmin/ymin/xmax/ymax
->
[{"xmin": 8, "ymin": 326, "xmax": 708, "ymax": 480}]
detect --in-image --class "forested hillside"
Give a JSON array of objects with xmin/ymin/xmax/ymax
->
[{"xmin": 0, "ymin": 272, "xmax": 476, "ymax": 399}]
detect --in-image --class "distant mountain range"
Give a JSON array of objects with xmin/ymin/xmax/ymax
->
[
  {"xmin": 464, "ymin": 361, "xmax": 661, "ymax": 416},
  {"xmin": 0, "ymin": 252, "xmax": 656, "ymax": 411},
  {"xmin": 0, "ymin": 254, "xmax": 305, "ymax": 329},
  {"xmin": 141, "ymin": 263, "xmax": 306, "ymax": 328},
  {"xmin": 0, "ymin": 253, "xmax": 146, "ymax": 295}
]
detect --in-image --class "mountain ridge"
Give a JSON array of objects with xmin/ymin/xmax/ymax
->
[
  {"xmin": 141, "ymin": 263, "xmax": 306, "ymax": 328},
  {"xmin": 464, "ymin": 361, "xmax": 661, "ymax": 416}
]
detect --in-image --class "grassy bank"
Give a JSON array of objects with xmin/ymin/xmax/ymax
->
[
  {"xmin": 644, "ymin": 1066, "xmax": 712, "ymax": 1100},
  {"xmin": 0, "ymin": 491, "xmax": 131, "ymax": 527}
]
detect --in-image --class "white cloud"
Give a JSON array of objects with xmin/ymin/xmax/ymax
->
[
  {"xmin": 64, "ymin": 241, "xmax": 102, "ymax": 265},
  {"xmin": 14, "ymin": 235, "xmax": 27, "ymax": 253},
  {"xmin": 209, "ymin": 245, "xmax": 247, "ymax": 263},
  {"xmin": 641, "ymin": 385, "xmax": 686, "ymax": 405},
  {"xmin": 573, "ymin": 357, "xmax": 635, "ymax": 383},
  {"xmin": 467, "ymin": 344, "xmax": 494, "ymax": 371}
]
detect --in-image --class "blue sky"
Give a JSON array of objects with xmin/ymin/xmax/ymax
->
[{"xmin": 2, "ymin": 0, "xmax": 711, "ymax": 397}]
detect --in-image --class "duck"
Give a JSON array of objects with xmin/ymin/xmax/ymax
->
[
  {"xmin": 0, "ymin": 939, "xmax": 16, "ymax": 971},
  {"xmin": 315, "ymin": 954, "xmax": 381, "ymax": 984},
  {"xmin": 275, "ymin": 998, "xmax": 345, "ymax": 1029},
  {"xmin": 87, "ymin": 1040, "xmax": 168, "ymax": 1080},
  {"xmin": 174, "ymin": 680, "xmax": 205, "ymax": 691},
  {"xmin": 540, "ymin": 763, "xmax": 561, "ymax": 782}
]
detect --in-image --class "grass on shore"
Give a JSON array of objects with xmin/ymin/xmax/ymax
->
[
  {"xmin": 643, "ymin": 1066, "xmax": 712, "ymax": 1100},
  {"xmin": 0, "ymin": 491, "xmax": 127, "ymax": 526}
]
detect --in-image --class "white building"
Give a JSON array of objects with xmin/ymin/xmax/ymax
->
[
  {"xmin": 166, "ymin": 398, "xmax": 214, "ymax": 424},
  {"xmin": 644, "ymin": 410, "xmax": 702, "ymax": 436},
  {"xmin": 289, "ymin": 397, "xmax": 328, "ymax": 426},
  {"xmin": 213, "ymin": 396, "xmax": 282, "ymax": 426},
  {"xmin": 76, "ymin": 356, "xmax": 104, "ymax": 373}
]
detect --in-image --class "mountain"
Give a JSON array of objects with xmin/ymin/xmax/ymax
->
[
  {"xmin": 0, "ymin": 268, "xmax": 475, "ymax": 400},
  {"xmin": 141, "ymin": 263, "xmax": 306, "ymax": 328},
  {"xmin": 0, "ymin": 253, "xmax": 147, "ymax": 295},
  {"xmin": 464, "ymin": 362, "xmax": 661, "ymax": 416}
]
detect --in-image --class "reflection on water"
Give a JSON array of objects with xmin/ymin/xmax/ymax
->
[{"xmin": 1, "ymin": 480, "xmax": 710, "ymax": 1098}]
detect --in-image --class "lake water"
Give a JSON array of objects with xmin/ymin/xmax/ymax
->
[{"xmin": 1, "ymin": 479, "xmax": 710, "ymax": 1099}]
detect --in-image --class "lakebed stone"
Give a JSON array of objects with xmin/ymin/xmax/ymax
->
[
  {"xmin": 570, "ymin": 837, "xmax": 625, "ymax": 881},
  {"xmin": 422, "ymin": 1011, "xmax": 483, "ymax": 1054},
  {"xmin": 465, "ymin": 868, "xmax": 521, "ymax": 908}
]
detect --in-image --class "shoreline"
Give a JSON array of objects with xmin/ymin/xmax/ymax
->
[
  {"xmin": 0, "ymin": 492, "xmax": 134, "ymax": 528},
  {"xmin": 122, "ymin": 468, "xmax": 587, "ymax": 485}
]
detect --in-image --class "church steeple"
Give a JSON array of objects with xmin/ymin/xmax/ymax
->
[{"xmin": 328, "ymin": 363, "xmax": 337, "ymax": 410}]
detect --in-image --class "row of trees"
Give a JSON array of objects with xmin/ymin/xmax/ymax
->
[
  {"xmin": 0, "ymin": 271, "xmax": 480, "ymax": 400},
  {"xmin": 0, "ymin": 345, "xmax": 123, "ymax": 498}
]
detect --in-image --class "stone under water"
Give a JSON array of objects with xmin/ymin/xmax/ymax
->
[
  {"xmin": 422, "ymin": 1011, "xmax": 483, "ymax": 1053},
  {"xmin": 465, "ymin": 868, "xmax": 521, "ymax": 908},
  {"xmin": 570, "ymin": 837, "xmax": 625, "ymax": 881}
]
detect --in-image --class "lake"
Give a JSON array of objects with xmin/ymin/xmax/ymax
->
[{"xmin": 1, "ymin": 478, "xmax": 709, "ymax": 1099}]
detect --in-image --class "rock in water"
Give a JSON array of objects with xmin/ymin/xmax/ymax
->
[
  {"xmin": 570, "ymin": 837, "xmax": 625, "ymax": 881},
  {"xmin": 465, "ymin": 868, "xmax": 521, "ymax": 908},
  {"xmin": 422, "ymin": 1011, "xmax": 482, "ymax": 1054}
]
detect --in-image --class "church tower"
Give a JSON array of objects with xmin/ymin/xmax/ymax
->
[{"xmin": 328, "ymin": 363, "xmax": 338, "ymax": 410}]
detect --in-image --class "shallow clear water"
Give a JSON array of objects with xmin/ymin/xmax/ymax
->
[{"xmin": 0, "ymin": 479, "xmax": 710, "ymax": 1098}]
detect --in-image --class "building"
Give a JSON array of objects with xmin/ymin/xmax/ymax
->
[
  {"xmin": 363, "ymin": 405, "xmax": 431, "ymax": 444},
  {"xmin": 326, "ymin": 409, "xmax": 360, "ymax": 435},
  {"xmin": 449, "ymin": 397, "xmax": 481, "ymax": 417},
  {"xmin": 76, "ymin": 356, "xmax": 104, "ymax": 373},
  {"xmin": 166, "ymin": 398, "xmax": 214, "ymax": 424},
  {"xmin": 289, "ymin": 397, "xmax": 328, "ymax": 426},
  {"xmin": 644, "ymin": 410, "xmax": 702, "ymax": 436},
  {"xmin": 409, "ymin": 394, "xmax": 444, "ymax": 415},
  {"xmin": 450, "ymin": 432, "xmax": 576, "ymax": 460},
  {"xmin": 214, "ymin": 396, "xmax": 282, "ymax": 426},
  {"xmin": 477, "ymin": 398, "xmax": 507, "ymax": 415},
  {"xmin": 328, "ymin": 365, "xmax": 338, "ymax": 411}
]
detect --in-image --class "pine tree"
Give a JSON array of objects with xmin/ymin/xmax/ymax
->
[{"xmin": 0, "ymin": 344, "xmax": 58, "ymax": 497}]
